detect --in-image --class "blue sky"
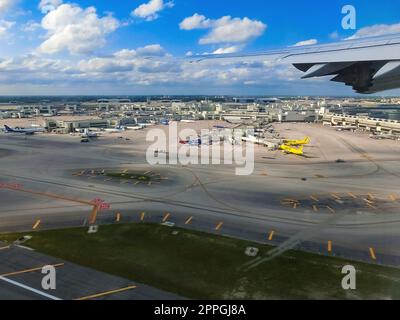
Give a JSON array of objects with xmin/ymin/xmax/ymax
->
[{"xmin": 0, "ymin": 0, "xmax": 400, "ymax": 95}]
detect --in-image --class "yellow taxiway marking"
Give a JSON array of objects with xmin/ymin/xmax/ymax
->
[
  {"xmin": 140, "ymin": 212, "xmax": 145, "ymax": 221},
  {"xmin": 313, "ymin": 205, "xmax": 319, "ymax": 213},
  {"xmin": 0, "ymin": 246, "xmax": 10, "ymax": 251},
  {"xmin": 116, "ymin": 213, "xmax": 121, "ymax": 222},
  {"xmin": 363, "ymin": 198, "xmax": 375, "ymax": 204},
  {"xmin": 369, "ymin": 248, "xmax": 377, "ymax": 260},
  {"xmin": 327, "ymin": 241, "xmax": 332, "ymax": 253},
  {"xmin": 389, "ymin": 194, "xmax": 397, "ymax": 201},
  {"xmin": 348, "ymin": 192, "xmax": 357, "ymax": 199},
  {"xmin": 310, "ymin": 196, "xmax": 319, "ymax": 202},
  {"xmin": 89, "ymin": 205, "xmax": 100, "ymax": 225},
  {"xmin": 281, "ymin": 201, "xmax": 295, "ymax": 205},
  {"xmin": 282, "ymin": 198, "xmax": 298, "ymax": 203},
  {"xmin": 331, "ymin": 193, "xmax": 341, "ymax": 200},
  {"xmin": 32, "ymin": 220, "xmax": 41, "ymax": 230},
  {"xmin": 162, "ymin": 213, "xmax": 170, "ymax": 222},
  {"xmin": 367, "ymin": 193, "xmax": 375, "ymax": 200},
  {"xmin": 0, "ymin": 263, "xmax": 64, "ymax": 278},
  {"xmin": 326, "ymin": 206, "xmax": 336, "ymax": 214},
  {"xmin": 268, "ymin": 231, "xmax": 275, "ymax": 241},
  {"xmin": 185, "ymin": 216, "xmax": 193, "ymax": 225},
  {"xmin": 366, "ymin": 203, "xmax": 377, "ymax": 210},
  {"xmin": 215, "ymin": 222, "xmax": 223, "ymax": 231},
  {"xmin": 75, "ymin": 285, "xmax": 137, "ymax": 301}
]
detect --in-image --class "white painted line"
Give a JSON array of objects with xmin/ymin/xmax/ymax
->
[
  {"xmin": 0, "ymin": 276, "xmax": 62, "ymax": 300},
  {"xmin": 16, "ymin": 245, "xmax": 34, "ymax": 251}
]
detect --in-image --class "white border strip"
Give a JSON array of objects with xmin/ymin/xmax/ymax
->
[{"xmin": 0, "ymin": 276, "xmax": 62, "ymax": 300}]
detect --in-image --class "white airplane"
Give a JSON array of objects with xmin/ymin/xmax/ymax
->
[
  {"xmin": 242, "ymin": 135, "xmax": 279, "ymax": 150},
  {"xmin": 3, "ymin": 125, "xmax": 45, "ymax": 135},
  {"xmin": 334, "ymin": 125, "xmax": 358, "ymax": 132},
  {"xmin": 189, "ymin": 33, "xmax": 400, "ymax": 94},
  {"xmin": 104, "ymin": 126, "xmax": 125, "ymax": 133},
  {"xmin": 126, "ymin": 125, "xmax": 144, "ymax": 131},
  {"xmin": 370, "ymin": 133, "xmax": 400, "ymax": 140},
  {"xmin": 137, "ymin": 123, "xmax": 155, "ymax": 128},
  {"xmin": 80, "ymin": 129, "xmax": 99, "ymax": 138}
]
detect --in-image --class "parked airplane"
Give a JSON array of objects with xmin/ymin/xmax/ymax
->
[
  {"xmin": 242, "ymin": 136, "xmax": 279, "ymax": 150},
  {"xmin": 80, "ymin": 129, "xmax": 98, "ymax": 138},
  {"xmin": 283, "ymin": 137, "xmax": 311, "ymax": 146},
  {"xmin": 179, "ymin": 137, "xmax": 202, "ymax": 146},
  {"xmin": 189, "ymin": 33, "xmax": 400, "ymax": 94},
  {"xmin": 370, "ymin": 133, "xmax": 400, "ymax": 140},
  {"xmin": 279, "ymin": 144, "xmax": 304, "ymax": 156},
  {"xmin": 334, "ymin": 125, "xmax": 358, "ymax": 132},
  {"xmin": 126, "ymin": 125, "xmax": 144, "ymax": 131},
  {"xmin": 3, "ymin": 125, "xmax": 45, "ymax": 135},
  {"xmin": 104, "ymin": 126, "xmax": 125, "ymax": 133}
]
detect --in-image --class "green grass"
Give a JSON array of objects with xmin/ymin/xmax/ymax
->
[
  {"xmin": 2, "ymin": 223, "xmax": 400, "ymax": 299},
  {"xmin": 104, "ymin": 172, "xmax": 151, "ymax": 181}
]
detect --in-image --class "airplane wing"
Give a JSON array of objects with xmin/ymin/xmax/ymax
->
[{"xmin": 188, "ymin": 34, "xmax": 400, "ymax": 94}]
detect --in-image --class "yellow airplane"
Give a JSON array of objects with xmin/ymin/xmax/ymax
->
[
  {"xmin": 283, "ymin": 136, "xmax": 310, "ymax": 146},
  {"xmin": 279, "ymin": 144, "xmax": 304, "ymax": 156}
]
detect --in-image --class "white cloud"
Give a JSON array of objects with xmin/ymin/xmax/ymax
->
[
  {"xmin": 347, "ymin": 23, "xmax": 400, "ymax": 40},
  {"xmin": 0, "ymin": 0, "xmax": 13, "ymax": 14},
  {"xmin": 38, "ymin": 3, "xmax": 119, "ymax": 55},
  {"xmin": 292, "ymin": 39, "xmax": 318, "ymax": 47},
  {"xmin": 132, "ymin": 0, "xmax": 174, "ymax": 21},
  {"xmin": 179, "ymin": 13, "xmax": 211, "ymax": 30},
  {"xmin": 137, "ymin": 44, "xmax": 165, "ymax": 56},
  {"xmin": 21, "ymin": 20, "xmax": 41, "ymax": 32},
  {"xmin": 180, "ymin": 14, "xmax": 266, "ymax": 45},
  {"xmin": 114, "ymin": 44, "xmax": 165, "ymax": 59},
  {"xmin": 0, "ymin": 43, "xmax": 332, "ymax": 95},
  {"xmin": 212, "ymin": 45, "xmax": 243, "ymax": 54},
  {"xmin": 39, "ymin": 0, "xmax": 62, "ymax": 14},
  {"xmin": 0, "ymin": 19, "xmax": 14, "ymax": 37}
]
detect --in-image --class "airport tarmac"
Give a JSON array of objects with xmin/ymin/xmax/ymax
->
[
  {"xmin": 0, "ymin": 120, "xmax": 400, "ymax": 273},
  {"xmin": 0, "ymin": 242, "xmax": 182, "ymax": 300}
]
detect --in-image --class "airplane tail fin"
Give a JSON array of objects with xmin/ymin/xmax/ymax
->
[{"xmin": 4, "ymin": 125, "xmax": 13, "ymax": 132}]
